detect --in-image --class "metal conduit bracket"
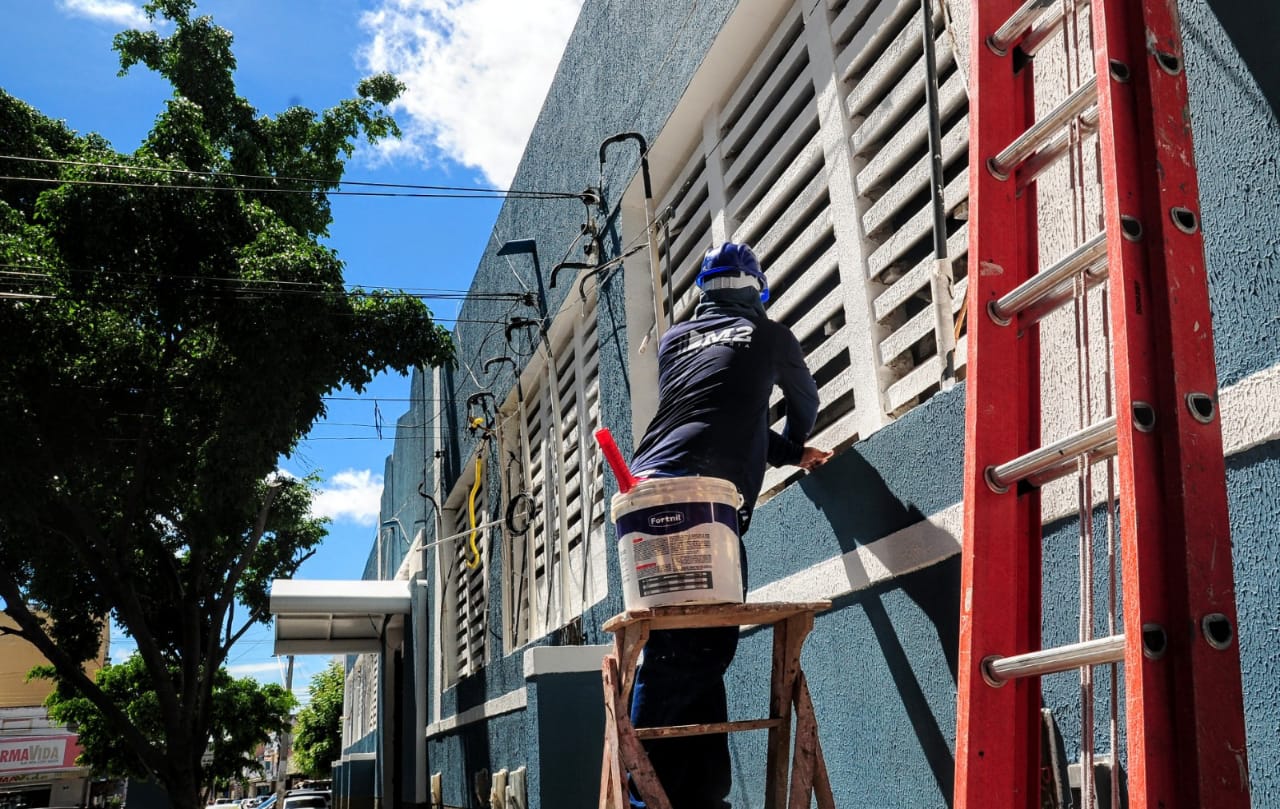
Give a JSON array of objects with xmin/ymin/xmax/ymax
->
[
  {"xmin": 598, "ymin": 132, "xmax": 668, "ymax": 338},
  {"xmin": 483, "ymin": 356, "xmax": 516, "ymax": 376},
  {"xmin": 578, "ymin": 186, "xmax": 602, "ymax": 207},
  {"xmin": 550, "ymin": 261, "xmax": 595, "ymax": 289},
  {"xmin": 504, "ymin": 316, "xmax": 542, "ymax": 346}
]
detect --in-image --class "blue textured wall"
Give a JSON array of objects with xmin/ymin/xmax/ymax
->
[
  {"xmin": 1182, "ymin": 0, "xmax": 1280, "ymax": 387},
  {"xmin": 427, "ymin": 709, "xmax": 527, "ymax": 809},
  {"xmin": 750, "ymin": 384, "xmax": 966, "ymax": 587},
  {"xmin": 528, "ymin": 672, "xmax": 606, "ymax": 809},
  {"xmin": 361, "ymin": 0, "xmax": 1280, "ymax": 806},
  {"xmin": 1226, "ymin": 442, "xmax": 1280, "ymax": 805}
]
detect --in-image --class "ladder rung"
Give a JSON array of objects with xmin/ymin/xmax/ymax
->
[
  {"xmin": 1024, "ymin": 436, "xmax": 1118, "ymax": 489},
  {"xmin": 984, "ymin": 634, "xmax": 1125, "ymax": 684},
  {"xmin": 633, "ymin": 718, "xmax": 784, "ymax": 740},
  {"xmin": 1020, "ymin": 0, "xmax": 1092, "ymax": 58},
  {"xmin": 986, "ymin": 416, "xmax": 1118, "ymax": 492},
  {"xmin": 1017, "ymin": 105, "xmax": 1100, "ymax": 190},
  {"xmin": 988, "ymin": 232, "xmax": 1108, "ymax": 325},
  {"xmin": 988, "ymin": 75, "xmax": 1098, "ymax": 180},
  {"xmin": 987, "ymin": 0, "xmax": 1057, "ymax": 55}
]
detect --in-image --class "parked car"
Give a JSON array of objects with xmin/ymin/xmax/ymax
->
[{"xmin": 281, "ymin": 795, "xmax": 327, "ymax": 809}]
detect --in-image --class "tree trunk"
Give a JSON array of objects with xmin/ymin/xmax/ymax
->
[{"xmin": 159, "ymin": 753, "xmax": 206, "ymax": 809}]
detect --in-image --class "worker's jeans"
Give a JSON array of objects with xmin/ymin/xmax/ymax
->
[{"xmin": 629, "ymin": 539, "xmax": 748, "ymax": 809}]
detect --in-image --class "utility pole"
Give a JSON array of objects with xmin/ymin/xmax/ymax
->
[{"xmin": 276, "ymin": 655, "xmax": 295, "ymax": 801}]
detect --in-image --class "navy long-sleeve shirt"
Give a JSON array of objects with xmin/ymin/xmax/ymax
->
[{"xmin": 630, "ymin": 288, "xmax": 820, "ymax": 522}]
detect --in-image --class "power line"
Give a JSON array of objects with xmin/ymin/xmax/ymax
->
[
  {"xmin": 0, "ymin": 173, "xmax": 578, "ymax": 200},
  {"xmin": 0, "ymin": 261, "xmax": 526, "ymax": 297},
  {"xmin": 0, "ymin": 154, "xmax": 585, "ymax": 200},
  {"xmin": 0, "ymin": 264, "xmax": 535, "ymax": 305}
]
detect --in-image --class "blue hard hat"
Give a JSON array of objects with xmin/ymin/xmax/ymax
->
[{"xmin": 694, "ymin": 242, "xmax": 770, "ymax": 302}]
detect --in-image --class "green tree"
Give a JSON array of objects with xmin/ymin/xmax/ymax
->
[
  {"xmin": 0, "ymin": 3, "xmax": 453, "ymax": 808},
  {"xmin": 39, "ymin": 656, "xmax": 295, "ymax": 793},
  {"xmin": 292, "ymin": 659, "xmax": 344, "ymax": 778}
]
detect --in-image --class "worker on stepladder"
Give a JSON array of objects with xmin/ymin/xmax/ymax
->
[{"xmin": 628, "ymin": 242, "xmax": 832, "ymax": 809}]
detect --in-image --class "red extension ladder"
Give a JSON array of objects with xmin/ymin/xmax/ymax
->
[{"xmin": 955, "ymin": 0, "xmax": 1251, "ymax": 807}]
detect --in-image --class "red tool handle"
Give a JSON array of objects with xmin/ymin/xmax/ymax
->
[{"xmin": 594, "ymin": 428, "xmax": 638, "ymax": 494}]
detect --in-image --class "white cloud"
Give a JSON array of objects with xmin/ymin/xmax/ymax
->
[
  {"xmin": 227, "ymin": 661, "xmax": 286, "ymax": 678},
  {"xmin": 358, "ymin": 0, "xmax": 585, "ymax": 186},
  {"xmin": 311, "ymin": 469, "xmax": 384, "ymax": 526},
  {"xmin": 59, "ymin": 0, "xmax": 152, "ymax": 28}
]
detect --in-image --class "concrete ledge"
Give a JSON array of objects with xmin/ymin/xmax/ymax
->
[
  {"xmin": 425, "ymin": 688, "xmax": 527, "ymax": 738},
  {"xmin": 338, "ymin": 752, "xmax": 377, "ymax": 762},
  {"xmin": 523, "ymin": 644, "xmax": 610, "ymax": 679}
]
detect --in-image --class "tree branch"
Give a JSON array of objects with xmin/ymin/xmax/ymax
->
[
  {"xmin": 194, "ymin": 480, "xmax": 286, "ymax": 755},
  {"xmin": 56, "ymin": 490, "xmax": 186, "ymax": 726},
  {"xmin": 208, "ymin": 480, "xmax": 286, "ymax": 668}
]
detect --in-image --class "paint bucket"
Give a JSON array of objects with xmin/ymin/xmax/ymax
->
[{"xmin": 611, "ymin": 476, "xmax": 744, "ymax": 610}]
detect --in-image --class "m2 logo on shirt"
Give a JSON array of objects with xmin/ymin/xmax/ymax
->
[{"xmin": 681, "ymin": 325, "xmax": 754, "ymax": 353}]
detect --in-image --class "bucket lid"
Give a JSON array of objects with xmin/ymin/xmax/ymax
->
[{"xmin": 611, "ymin": 475, "xmax": 743, "ymax": 510}]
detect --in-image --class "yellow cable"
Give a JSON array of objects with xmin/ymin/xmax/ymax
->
[{"xmin": 466, "ymin": 450, "xmax": 485, "ymax": 569}]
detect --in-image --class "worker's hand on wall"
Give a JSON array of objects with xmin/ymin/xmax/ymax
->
[{"xmin": 797, "ymin": 446, "xmax": 833, "ymax": 471}]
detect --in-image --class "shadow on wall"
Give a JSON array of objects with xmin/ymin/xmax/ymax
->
[
  {"xmin": 800, "ymin": 448, "xmax": 961, "ymax": 805},
  {"xmin": 1202, "ymin": 0, "xmax": 1280, "ymax": 125},
  {"xmin": 456, "ymin": 674, "xmax": 492, "ymax": 809}
]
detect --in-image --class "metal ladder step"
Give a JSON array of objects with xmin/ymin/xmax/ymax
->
[
  {"xmin": 986, "ymin": 416, "xmax": 1118, "ymax": 493},
  {"xmin": 983, "ymin": 634, "xmax": 1125, "ymax": 685},
  {"xmin": 988, "ymin": 75, "xmax": 1098, "ymax": 180},
  {"xmin": 987, "ymin": 0, "xmax": 1058, "ymax": 56},
  {"xmin": 988, "ymin": 231, "xmax": 1108, "ymax": 326},
  {"xmin": 1020, "ymin": 0, "xmax": 1094, "ymax": 59}
]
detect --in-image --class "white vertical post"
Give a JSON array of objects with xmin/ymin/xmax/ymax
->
[{"xmin": 802, "ymin": 0, "xmax": 895, "ymax": 435}]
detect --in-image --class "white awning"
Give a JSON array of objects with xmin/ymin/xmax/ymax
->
[{"xmin": 269, "ymin": 579, "xmax": 412, "ymax": 655}]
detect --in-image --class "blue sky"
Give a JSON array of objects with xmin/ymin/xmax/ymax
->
[{"xmin": 0, "ymin": 0, "xmax": 582, "ymax": 702}]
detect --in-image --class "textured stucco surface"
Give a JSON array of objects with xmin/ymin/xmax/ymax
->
[
  {"xmin": 1226, "ymin": 442, "xmax": 1280, "ymax": 804},
  {"xmin": 528, "ymin": 672, "xmax": 606, "ymax": 809},
  {"xmin": 1181, "ymin": 0, "xmax": 1280, "ymax": 387}
]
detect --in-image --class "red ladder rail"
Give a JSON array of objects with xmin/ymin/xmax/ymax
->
[
  {"xmin": 954, "ymin": 0, "xmax": 1043, "ymax": 805},
  {"xmin": 1092, "ymin": 0, "xmax": 1251, "ymax": 804}
]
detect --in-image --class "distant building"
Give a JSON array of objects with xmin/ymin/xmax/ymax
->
[{"xmin": 0, "ymin": 614, "xmax": 107, "ymax": 809}]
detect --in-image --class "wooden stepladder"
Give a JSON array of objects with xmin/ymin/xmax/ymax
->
[
  {"xmin": 599, "ymin": 601, "xmax": 834, "ymax": 809},
  {"xmin": 955, "ymin": 1, "xmax": 1251, "ymax": 808}
]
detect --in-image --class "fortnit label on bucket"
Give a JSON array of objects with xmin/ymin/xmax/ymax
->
[{"xmin": 615, "ymin": 502, "xmax": 738, "ymax": 537}]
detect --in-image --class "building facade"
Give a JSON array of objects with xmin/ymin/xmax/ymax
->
[
  {"xmin": 0, "ymin": 616, "xmax": 105, "ymax": 809},
  {"xmin": 272, "ymin": 1, "xmax": 1280, "ymax": 807}
]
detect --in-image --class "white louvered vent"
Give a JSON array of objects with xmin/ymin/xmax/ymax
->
[
  {"xmin": 841, "ymin": 0, "xmax": 970, "ymax": 413},
  {"xmin": 445, "ymin": 467, "xmax": 487, "ymax": 683},
  {"xmin": 506, "ymin": 297, "xmax": 607, "ymax": 648},
  {"xmin": 345, "ymin": 654, "xmax": 379, "ymax": 740}
]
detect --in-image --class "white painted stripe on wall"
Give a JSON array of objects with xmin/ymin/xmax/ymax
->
[
  {"xmin": 338, "ymin": 752, "xmax": 378, "ymax": 763},
  {"xmin": 425, "ymin": 687, "xmax": 527, "ymax": 738},
  {"xmin": 1219, "ymin": 362, "xmax": 1280, "ymax": 456},
  {"xmin": 749, "ymin": 361, "xmax": 1280, "ymax": 605},
  {"xmin": 749, "ymin": 503, "xmax": 962, "ymax": 604}
]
